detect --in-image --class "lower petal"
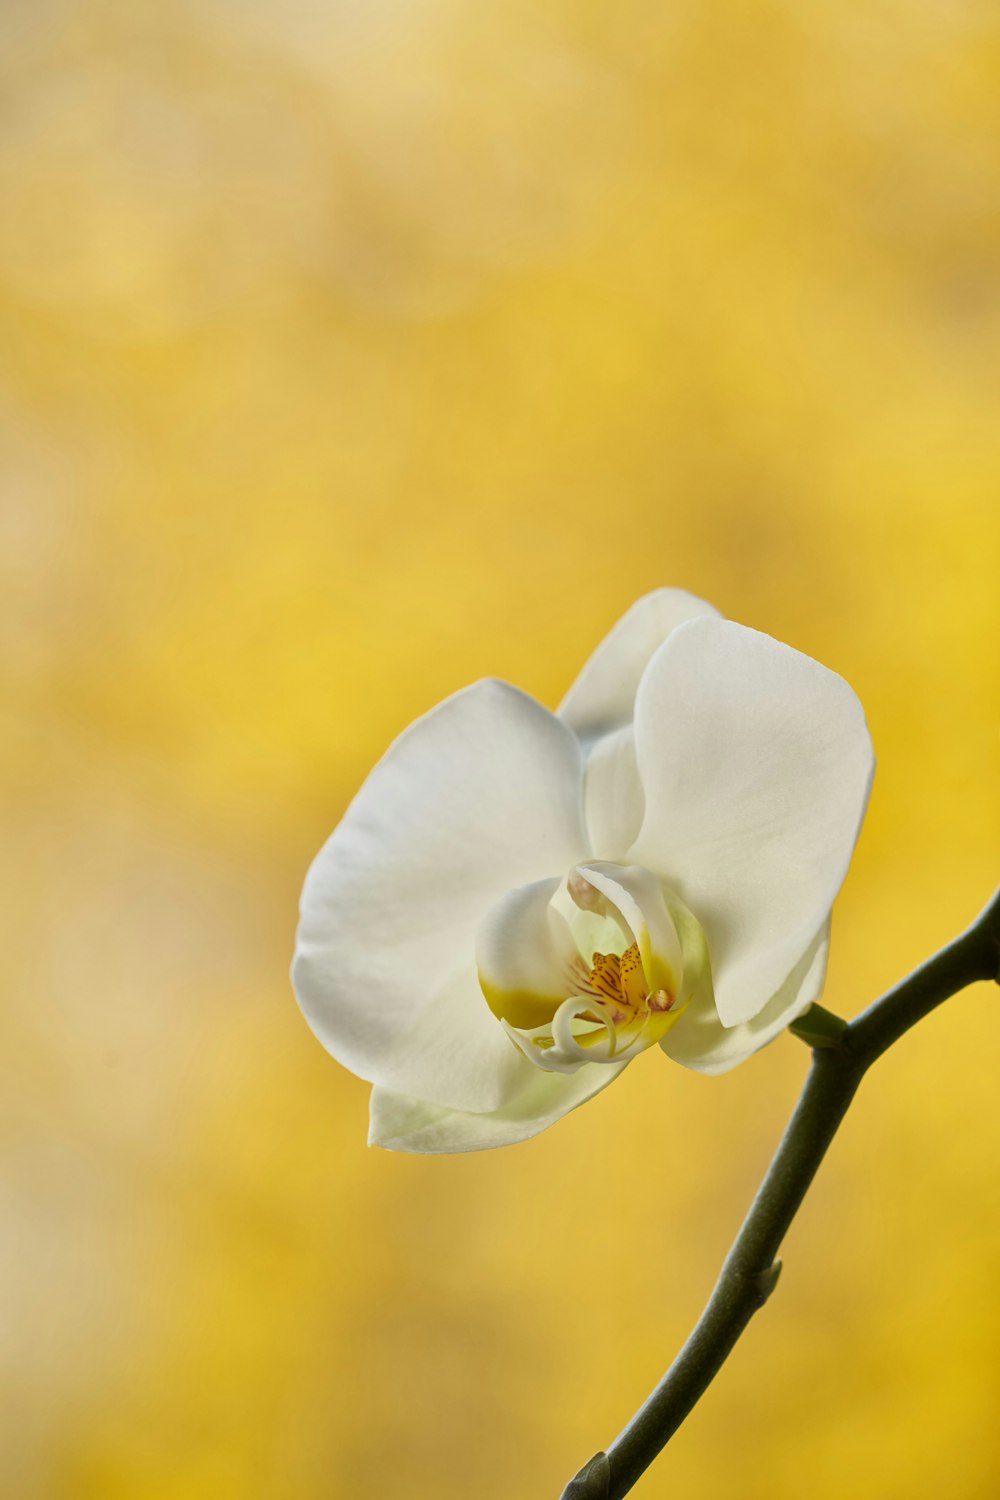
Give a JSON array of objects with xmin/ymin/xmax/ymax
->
[
  {"xmin": 368, "ymin": 1059, "xmax": 628, "ymax": 1153},
  {"xmin": 661, "ymin": 923, "xmax": 830, "ymax": 1074},
  {"xmin": 300, "ymin": 960, "xmax": 535, "ymax": 1112}
]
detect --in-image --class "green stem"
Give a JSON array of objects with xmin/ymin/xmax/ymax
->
[{"xmin": 562, "ymin": 889, "xmax": 1000, "ymax": 1500}]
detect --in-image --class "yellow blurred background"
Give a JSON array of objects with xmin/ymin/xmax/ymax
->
[{"xmin": 3, "ymin": 1, "xmax": 999, "ymax": 1496}]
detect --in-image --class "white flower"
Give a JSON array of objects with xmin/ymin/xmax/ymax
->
[{"xmin": 293, "ymin": 591, "xmax": 874, "ymax": 1153}]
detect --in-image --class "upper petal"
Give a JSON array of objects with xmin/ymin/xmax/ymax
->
[
  {"xmin": 629, "ymin": 619, "xmax": 874, "ymax": 1027},
  {"xmin": 581, "ymin": 725, "xmax": 645, "ymax": 860},
  {"xmin": 292, "ymin": 679, "xmax": 588, "ymax": 1112},
  {"xmin": 558, "ymin": 589, "xmax": 721, "ymax": 740}
]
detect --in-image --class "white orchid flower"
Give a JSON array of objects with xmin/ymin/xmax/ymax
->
[{"xmin": 293, "ymin": 591, "xmax": 874, "ymax": 1153}]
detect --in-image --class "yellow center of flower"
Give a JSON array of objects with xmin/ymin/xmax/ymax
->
[
  {"xmin": 476, "ymin": 863, "xmax": 703, "ymax": 1074},
  {"xmin": 571, "ymin": 941, "xmax": 676, "ymax": 1030}
]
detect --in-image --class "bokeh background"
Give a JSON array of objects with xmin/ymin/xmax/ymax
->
[{"xmin": 3, "ymin": 1, "xmax": 1000, "ymax": 1496}]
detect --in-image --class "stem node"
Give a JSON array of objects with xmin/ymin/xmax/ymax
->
[
  {"xmin": 751, "ymin": 1259, "xmax": 782, "ymax": 1306},
  {"xmin": 560, "ymin": 1452, "xmax": 610, "ymax": 1500}
]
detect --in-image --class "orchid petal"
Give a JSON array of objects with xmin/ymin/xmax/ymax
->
[
  {"xmin": 629, "ymin": 619, "xmax": 873, "ymax": 1028},
  {"xmin": 293, "ymin": 679, "xmax": 587, "ymax": 1112},
  {"xmin": 558, "ymin": 588, "xmax": 720, "ymax": 740},
  {"xmin": 581, "ymin": 726, "xmax": 644, "ymax": 860},
  {"xmin": 476, "ymin": 876, "xmax": 577, "ymax": 1031},
  {"xmin": 662, "ymin": 922, "xmax": 830, "ymax": 1073},
  {"xmin": 368, "ymin": 1061, "xmax": 627, "ymax": 1154}
]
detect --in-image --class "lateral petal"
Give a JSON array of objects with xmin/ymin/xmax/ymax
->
[
  {"xmin": 629, "ymin": 619, "xmax": 873, "ymax": 1027},
  {"xmin": 293, "ymin": 679, "xmax": 587, "ymax": 1112}
]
